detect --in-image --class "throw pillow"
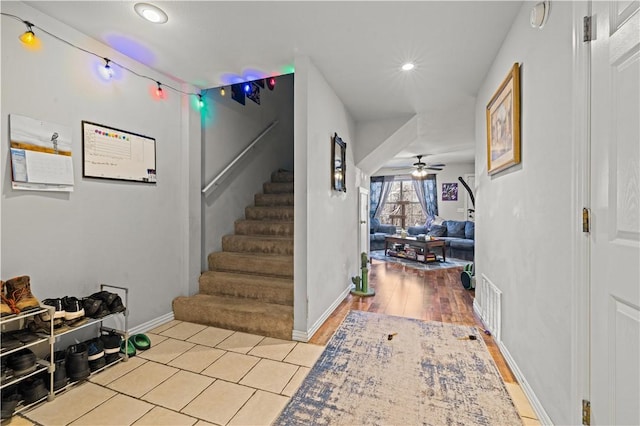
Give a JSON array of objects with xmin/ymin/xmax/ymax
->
[
  {"xmin": 428, "ymin": 224, "xmax": 447, "ymax": 237},
  {"xmin": 432, "ymin": 215, "xmax": 445, "ymax": 226},
  {"xmin": 445, "ymin": 220, "xmax": 466, "ymax": 238},
  {"xmin": 465, "ymin": 221, "xmax": 475, "ymax": 240}
]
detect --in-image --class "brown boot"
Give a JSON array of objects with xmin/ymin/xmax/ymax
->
[
  {"xmin": 5, "ymin": 276, "xmax": 40, "ymax": 312},
  {"xmin": 1, "ymin": 281, "xmax": 19, "ymax": 316}
]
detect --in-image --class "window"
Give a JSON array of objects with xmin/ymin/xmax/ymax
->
[{"xmin": 379, "ymin": 179, "xmax": 426, "ymax": 229}]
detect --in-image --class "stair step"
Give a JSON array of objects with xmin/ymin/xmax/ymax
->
[
  {"xmin": 263, "ymin": 182, "xmax": 293, "ymax": 194},
  {"xmin": 234, "ymin": 220, "xmax": 294, "ymax": 237},
  {"xmin": 222, "ymin": 234, "xmax": 293, "ymax": 255},
  {"xmin": 208, "ymin": 252, "xmax": 293, "ymax": 278},
  {"xmin": 271, "ymin": 170, "xmax": 294, "ymax": 183},
  {"xmin": 245, "ymin": 206, "xmax": 294, "ymax": 221},
  {"xmin": 173, "ymin": 294, "xmax": 293, "ymax": 340},
  {"xmin": 199, "ymin": 271, "xmax": 293, "ymax": 305},
  {"xmin": 254, "ymin": 193, "xmax": 294, "ymax": 207}
]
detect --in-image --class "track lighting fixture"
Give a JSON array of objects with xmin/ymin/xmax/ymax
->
[{"xmin": 19, "ymin": 20, "xmax": 36, "ymax": 45}]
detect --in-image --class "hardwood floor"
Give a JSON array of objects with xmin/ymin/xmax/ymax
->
[{"xmin": 309, "ymin": 258, "xmax": 516, "ymax": 384}]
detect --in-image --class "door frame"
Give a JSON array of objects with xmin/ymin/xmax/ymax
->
[
  {"xmin": 358, "ymin": 187, "xmax": 370, "ymax": 257},
  {"xmin": 571, "ymin": 1, "xmax": 591, "ymax": 424}
]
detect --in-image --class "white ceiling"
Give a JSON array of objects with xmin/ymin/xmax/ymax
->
[{"xmin": 24, "ymin": 1, "xmax": 522, "ymax": 171}]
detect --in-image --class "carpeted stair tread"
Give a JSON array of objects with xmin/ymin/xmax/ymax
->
[
  {"xmin": 234, "ymin": 220, "xmax": 294, "ymax": 237},
  {"xmin": 209, "ymin": 252, "xmax": 293, "ymax": 278},
  {"xmin": 263, "ymin": 182, "xmax": 294, "ymax": 194},
  {"xmin": 199, "ymin": 271, "xmax": 293, "ymax": 305},
  {"xmin": 255, "ymin": 193, "xmax": 294, "ymax": 207},
  {"xmin": 222, "ymin": 234, "xmax": 293, "ymax": 255},
  {"xmin": 271, "ymin": 170, "xmax": 294, "ymax": 183},
  {"xmin": 172, "ymin": 294, "xmax": 293, "ymax": 340},
  {"xmin": 245, "ymin": 206, "xmax": 294, "ymax": 221}
]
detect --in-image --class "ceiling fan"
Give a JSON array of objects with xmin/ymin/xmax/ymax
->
[{"xmin": 389, "ymin": 155, "xmax": 446, "ymax": 178}]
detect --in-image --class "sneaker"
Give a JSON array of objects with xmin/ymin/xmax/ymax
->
[
  {"xmin": 82, "ymin": 298, "xmax": 109, "ymax": 319},
  {"xmin": 101, "ymin": 333, "xmax": 122, "ymax": 364},
  {"xmin": 89, "ymin": 291, "xmax": 116, "ymax": 307},
  {"xmin": 66, "ymin": 343, "xmax": 90, "ymax": 382},
  {"xmin": 4, "ymin": 276, "xmax": 40, "ymax": 313},
  {"xmin": 86, "ymin": 337, "xmax": 106, "ymax": 372},
  {"xmin": 41, "ymin": 298, "xmax": 66, "ymax": 321},
  {"xmin": 27, "ymin": 314, "xmax": 69, "ymax": 335},
  {"xmin": 19, "ymin": 374, "xmax": 48, "ymax": 404},
  {"xmin": 61, "ymin": 297, "xmax": 85, "ymax": 321},
  {"xmin": 108, "ymin": 295, "xmax": 126, "ymax": 314}
]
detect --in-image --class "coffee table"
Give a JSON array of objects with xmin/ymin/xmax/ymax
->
[{"xmin": 384, "ymin": 235, "xmax": 446, "ymax": 264}]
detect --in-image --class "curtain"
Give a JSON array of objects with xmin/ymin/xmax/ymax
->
[
  {"xmin": 412, "ymin": 174, "xmax": 438, "ymax": 220},
  {"xmin": 370, "ymin": 176, "xmax": 394, "ymax": 219}
]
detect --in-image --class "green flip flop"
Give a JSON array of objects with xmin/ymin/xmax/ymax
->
[
  {"xmin": 129, "ymin": 334, "xmax": 151, "ymax": 351},
  {"xmin": 120, "ymin": 340, "xmax": 136, "ymax": 357}
]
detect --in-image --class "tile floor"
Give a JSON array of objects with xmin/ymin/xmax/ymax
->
[
  {"xmin": 9, "ymin": 320, "xmax": 324, "ymax": 426},
  {"xmin": 3, "ymin": 319, "xmax": 540, "ymax": 426}
]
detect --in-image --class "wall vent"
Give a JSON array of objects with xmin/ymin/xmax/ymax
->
[{"xmin": 479, "ymin": 275, "xmax": 502, "ymax": 341}]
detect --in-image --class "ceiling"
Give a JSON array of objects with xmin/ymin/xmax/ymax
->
[{"xmin": 24, "ymin": 1, "xmax": 522, "ymax": 172}]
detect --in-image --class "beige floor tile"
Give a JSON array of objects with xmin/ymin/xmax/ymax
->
[
  {"xmin": 181, "ymin": 381, "xmax": 255, "ymax": 425},
  {"xmin": 194, "ymin": 421, "xmax": 216, "ymax": 426},
  {"xmin": 248, "ymin": 337, "xmax": 297, "ymax": 361},
  {"xmin": 137, "ymin": 338, "xmax": 195, "ymax": 364},
  {"xmin": 201, "ymin": 352, "xmax": 260, "ymax": 382},
  {"xmin": 505, "ymin": 383, "xmax": 538, "ymax": 419},
  {"xmin": 107, "ymin": 361, "xmax": 178, "ymax": 398},
  {"xmin": 522, "ymin": 416, "xmax": 542, "ymax": 425},
  {"xmin": 283, "ymin": 343, "xmax": 324, "ymax": 367},
  {"xmin": 168, "ymin": 344, "xmax": 226, "ymax": 373},
  {"xmin": 239, "ymin": 359, "xmax": 298, "ymax": 393},
  {"xmin": 158, "ymin": 322, "xmax": 207, "ymax": 340},
  {"xmin": 25, "ymin": 382, "xmax": 115, "ymax": 425},
  {"xmin": 145, "ymin": 332, "xmax": 169, "ymax": 346},
  {"xmin": 1, "ymin": 414, "xmax": 35, "ymax": 425},
  {"xmin": 281, "ymin": 366, "xmax": 310, "ymax": 397},
  {"xmin": 187, "ymin": 326, "xmax": 235, "ymax": 347},
  {"xmin": 216, "ymin": 331, "xmax": 264, "ymax": 354},
  {"xmin": 89, "ymin": 356, "xmax": 147, "ymax": 386},
  {"xmin": 70, "ymin": 394, "xmax": 153, "ymax": 426},
  {"xmin": 149, "ymin": 320, "xmax": 183, "ymax": 334},
  {"xmin": 141, "ymin": 370, "xmax": 213, "ymax": 411},
  {"xmin": 228, "ymin": 390, "xmax": 289, "ymax": 426},
  {"xmin": 133, "ymin": 406, "xmax": 197, "ymax": 426}
]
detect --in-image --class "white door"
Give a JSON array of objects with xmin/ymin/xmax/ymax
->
[
  {"xmin": 358, "ymin": 187, "xmax": 370, "ymax": 256},
  {"xmin": 463, "ymin": 174, "xmax": 476, "ymax": 221},
  {"xmin": 590, "ymin": 2, "xmax": 640, "ymax": 424}
]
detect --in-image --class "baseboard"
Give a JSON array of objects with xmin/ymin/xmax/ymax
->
[
  {"xmin": 128, "ymin": 312, "xmax": 175, "ymax": 335},
  {"xmin": 496, "ymin": 340, "xmax": 553, "ymax": 425},
  {"xmin": 292, "ymin": 285, "xmax": 351, "ymax": 342}
]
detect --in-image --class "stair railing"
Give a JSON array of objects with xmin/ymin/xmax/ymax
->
[{"xmin": 201, "ymin": 120, "xmax": 279, "ymax": 196}]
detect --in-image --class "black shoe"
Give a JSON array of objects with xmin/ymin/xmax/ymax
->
[
  {"xmin": 1, "ymin": 390, "xmax": 21, "ymax": 419},
  {"xmin": 46, "ymin": 350, "xmax": 68, "ymax": 391},
  {"xmin": 108, "ymin": 295, "xmax": 126, "ymax": 314},
  {"xmin": 41, "ymin": 298, "xmax": 66, "ymax": 321},
  {"xmin": 101, "ymin": 333, "xmax": 122, "ymax": 362},
  {"xmin": 10, "ymin": 329, "xmax": 40, "ymax": 344},
  {"xmin": 0, "ymin": 333, "xmax": 23, "ymax": 352},
  {"xmin": 86, "ymin": 338, "xmax": 104, "ymax": 362},
  {"xmin": 7, "ymin": 349, "xmax": 36, "ymax": 376},
  {"xmin": 19, "ymin": 374, "xmax": 48, "ymax": 404},
  {"xmin": 66, "ymin": 343, "xmax": 90, "ymax": 382},
  {"xmin": 89, "ymin": 291, "xmax": 117, "ymax": 307},
  {"xmin": 61, "ymin": 296, "xmax": 85, "ymax": 321}
]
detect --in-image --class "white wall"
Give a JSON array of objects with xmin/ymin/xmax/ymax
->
[
  {"xmin": 474, "ymin": 2, "xmax": 575, "ymax": 424},
  {"xmin": 294, "ymin": 56, "xmax": 358, "ymax": 337},
  {"xmin": 201, "ymin": 75, "xmax": 294, "ymax": 267},
  {"xmin": 354, "ymin": 116, "xmax": 413, "ymax": 164},
  {"xmin": 0, "ymin": 2, "xmax": 201, "ymax": 327},
  {"xmin": 433, "ymin": 162, "xmax": 474, "ymax": 221}
]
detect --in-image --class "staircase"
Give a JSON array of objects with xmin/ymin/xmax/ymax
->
[{"xmin": 172, "ymin": 170, "xmax": 294, "ymax": 340}]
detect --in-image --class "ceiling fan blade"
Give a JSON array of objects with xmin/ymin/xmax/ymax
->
[
  {"xmin": 426, "ymin": 163, "xmax": 446, "ymax": 168},
  {"xmin": 427, "ymin": 167, "xmax": 443, "ymax": 171}
]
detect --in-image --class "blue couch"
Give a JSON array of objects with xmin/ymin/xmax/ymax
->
[
  {"xmin": 370, "ymin": 218, "xmax": 397, "ymax": 251},
  {"xmin": 408, "ymin": 220, "xmax": 474, "ymax": 261}
]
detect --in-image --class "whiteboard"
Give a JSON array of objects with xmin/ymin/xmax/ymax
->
[{"xmin": 82, "ymin": 121, "xmax": 156, "ymax": 183}]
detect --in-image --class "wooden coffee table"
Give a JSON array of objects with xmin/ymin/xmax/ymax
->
[{"xmin": 384, "ymin": 235, "xmax": 446, "ymax": 264}]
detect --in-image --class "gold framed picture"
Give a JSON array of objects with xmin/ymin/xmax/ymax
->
[{"xmin": 486, "ymin": 63, "xmax": 521, "ymax": 175}]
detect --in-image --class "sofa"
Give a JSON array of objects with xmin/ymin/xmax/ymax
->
[
  {"xmin": 408, "ymin": 219, "xmax": 474, "ymax": 261},
  {"xmin": 370, "ymin": 218, "xmax": 397, "ymax": 251}
]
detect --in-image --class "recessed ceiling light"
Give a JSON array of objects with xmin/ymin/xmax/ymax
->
[
  {"xmin": 401, "ymin": 63, "xmax": 415, "ymax": 71},
  {"xmin": 134, "ymin": 3, "xmax": 168, "ymax": 24}
]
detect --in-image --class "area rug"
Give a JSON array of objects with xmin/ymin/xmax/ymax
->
[
  {"xmin": 369, "ymin": 249, "xmax": 469, "ymax": 270},
  {"xmin": 275, "ymin": 311, "xmax": 520, "ymax": 426}
]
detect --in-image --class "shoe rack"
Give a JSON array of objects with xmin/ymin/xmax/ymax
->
[{"xmin": 1, "ymin": 284, "xmax": 129, "ymax": 418}]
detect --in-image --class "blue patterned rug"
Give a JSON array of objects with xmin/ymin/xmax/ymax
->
[
  {"xmin": 275, "ymin": 311, "xmax": 520, "ymax": 425},
  {"xmin": 369, "ymin": 250, "xmax": 469, "ymax": 270}
]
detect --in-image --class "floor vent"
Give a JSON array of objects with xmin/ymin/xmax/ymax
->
[{"xmin": 480, "ymin": 275, "xmax": 502, "ymax": 341}]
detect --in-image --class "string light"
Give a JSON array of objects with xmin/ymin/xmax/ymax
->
[
  {"xmin": 266, "ymin": 77, "xmax": 276, "ymax": 90},
  {"xmin": 1, "ymin": 12, "xmax": 203, "ymax": 106},
  {"xmin": 220, "ymin": 87, "xmax": 226, "ymax": 97},
  {"xmin": 198, "ymin": 94, "xmax": 204, "ymax": 108}
]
